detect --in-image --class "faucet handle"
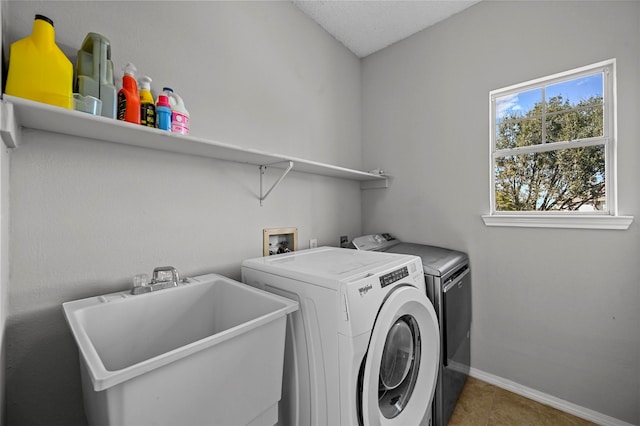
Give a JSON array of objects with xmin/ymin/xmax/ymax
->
[
  {"xmin": 152, "ymin": 266, "xmax": 180, "ymax": 286},
  {"xmin": 133, "ymin": 273, "xmax": 150, "ymax": 288}
]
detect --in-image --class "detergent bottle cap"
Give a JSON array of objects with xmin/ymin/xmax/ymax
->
[
  {"xmin": 139, "ymin": 75, "xmax": 152, "ymax": 90},
  {"xmin": 34, "ymin": 14, "xmax": 54, "ymax": 26},
  {"xmin": 162, "ymin": 87, "xmax": 174, "ymax": 93},
  {"xmin": 123, "ymin": 62, "xmax": 137, "ymax": 77},
  {"xmin": 157, "ymin": 94, "xmax": 171, "ymax": 107}
]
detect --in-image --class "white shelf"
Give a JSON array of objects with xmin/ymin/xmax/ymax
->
[{"xmin": 0, "ymin": 95, "xmax": 388, "ymax": 189}]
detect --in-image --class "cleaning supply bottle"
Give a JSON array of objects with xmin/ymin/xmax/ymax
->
[
  {"xmin": 161, "ymin": 87, "xmax": 190, "ymax": 135},
  {"xmin": 156, "ymin": 94, "xmax": 172, "ymax": 131},
  {"xmin": 138, "ymin": 75, "xmax": 155, "ymax": 128},
  {"xmin": 170, "ymin": 91, "xmax": 190, "ymax": 135},
  {"xmin": 5, "ymin": 14, "xmax": 73, "ymax": 109},
  {"xmin": 117, "ymin": 63, "xmax": 140, "ymax": 124},
  {"xmin": 75, "ymin": 32, "xmax": 117, "ymax": 118}
]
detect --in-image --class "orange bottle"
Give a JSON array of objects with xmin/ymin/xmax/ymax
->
[{"xmin": 117, "ymin": 63, "xmax": 140, "ymax": 124}]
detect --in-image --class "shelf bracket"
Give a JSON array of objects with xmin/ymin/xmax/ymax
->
[
  {"xmin": 0, "ymin": 100, "xmax": 20, "ymax": 148},
  {"xmin": 360, "ymin": 177, "xmax": 389, "ymax": 190},
  {"xmin": 260, "ymin": 161, "xmax": 294, "ymax": 206}
]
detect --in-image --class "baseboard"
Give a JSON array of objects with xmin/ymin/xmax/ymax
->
[{"xmin": 468, "ymin": 368, "xmax": 635, "ymax": 426}]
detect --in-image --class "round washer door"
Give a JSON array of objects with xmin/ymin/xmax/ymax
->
[{"xmin": 361, "ymin": 285, "xmax": 440, "ymax": 426}]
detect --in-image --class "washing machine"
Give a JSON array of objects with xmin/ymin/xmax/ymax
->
[
  {"xmin": 241, "ymin": 247, "xmax": 440, "ymax": 426},
  {"xmin": 352, "ymin": 234, "xmax": 471, "ymax": 426}
]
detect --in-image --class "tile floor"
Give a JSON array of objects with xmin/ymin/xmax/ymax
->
[{"xmin": 448, "ymin": 377, "xmax": 597, "ymax": 426}]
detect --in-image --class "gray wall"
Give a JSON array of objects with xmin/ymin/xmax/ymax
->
[
  {"xmin": 3, "ymin": 0, "xmax": 639, "ymax": 425},
  {"xmin": 362, "ymin": 1, "xmax": 639, "ymax": 424},
  {"xmin": 4, "ymin": 1, "xmax": 362, "ymax": 424}
]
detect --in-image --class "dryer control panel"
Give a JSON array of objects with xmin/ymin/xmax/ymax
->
[{"xmin": 379, "ymin": 266, "xmax": 409, "ymax": 288}]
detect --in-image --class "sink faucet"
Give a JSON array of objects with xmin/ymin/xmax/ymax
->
[
  {"xmin": 151, "ymin": 266, "xmax": 180, "ymax": 287},
  {"xmin": 131, "ymin": 266, "xmax": 181, "ymax": 295}
]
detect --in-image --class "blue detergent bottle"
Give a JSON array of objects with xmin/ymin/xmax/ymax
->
[{"xmin": 156, "ymin": 94, "xmax": 171, "ymax": 131}]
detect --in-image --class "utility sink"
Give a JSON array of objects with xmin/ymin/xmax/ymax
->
[{"xmin": 63, "ymin": 272, "xmax": 298, "ymax": 426}]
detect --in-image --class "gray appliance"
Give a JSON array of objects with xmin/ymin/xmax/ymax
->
[{"xmin": 352, "ymin": 234, "xmax": 471, "ymax": 426}]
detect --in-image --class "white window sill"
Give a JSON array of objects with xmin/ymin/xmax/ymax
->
[{"xmin": 482, "ymin": 214, "xmax": 634, "ymax": 230}]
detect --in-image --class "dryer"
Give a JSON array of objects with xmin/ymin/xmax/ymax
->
[
  {"xmin": 241, "ymin": 247, "xmax": 440, "ymax": 426},
  {"xmin": 352, "ymin": 234, "xmax": 471, "ymax": 426}
]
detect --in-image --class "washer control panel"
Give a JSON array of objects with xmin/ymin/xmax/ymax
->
[{"xmin": 352, "ymin": 233, "xmax": 398, "ymax": 251}]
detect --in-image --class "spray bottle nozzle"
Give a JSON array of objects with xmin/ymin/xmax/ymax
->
[
  {"xmin": 123, "ymin": 62, "xmax": 137, "ymax": 77},
  {"xmin": 138, "ymin": 75, "xmax": 152, "ymax": 90}
]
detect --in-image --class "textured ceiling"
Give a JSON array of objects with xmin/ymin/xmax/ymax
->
[{"xmin": 292, "ymin": 0, "xmax": 481, "ymax": 58}]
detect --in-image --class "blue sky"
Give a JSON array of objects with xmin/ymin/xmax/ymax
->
[{"xmin": 496, "ymin": 74, "xmax": 603, "ymax": 120}]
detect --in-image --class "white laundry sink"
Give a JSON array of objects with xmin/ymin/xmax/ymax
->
[{"xmin": 63, "ymin": 272, "xmax": 298, "ymax": 426}]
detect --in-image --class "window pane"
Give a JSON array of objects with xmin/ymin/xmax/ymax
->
[
  {"xmin": 546, "ymin": 74, "xmax": 603, "ymax": 109},
  {"xmin": 545, "ymin": 105, "xmax": 604, "ymax": 142},
  {"xmin": 494, "ymin": 145, "xmax": 605, "ymax": 212},
  {"xmin": 495, "ymin": 117, "xmax": 542, "ymax": 150},
  {"xmin": 495, "ymin": 88, "xmax": 542, "ymax": 121}
]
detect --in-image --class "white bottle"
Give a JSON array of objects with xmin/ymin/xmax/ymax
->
[{"xmin": 161, "ymin": 87, "xmax": 190, "ymax": 135}]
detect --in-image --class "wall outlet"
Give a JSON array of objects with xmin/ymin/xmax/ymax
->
[{"xmin": 309, "ymin": 239, "xmax": 318, "ymax": 248}]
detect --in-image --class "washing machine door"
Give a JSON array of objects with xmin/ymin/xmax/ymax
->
[{"xmin": 361, "ymin": 285, "xmax": 440, "ymax": 426}]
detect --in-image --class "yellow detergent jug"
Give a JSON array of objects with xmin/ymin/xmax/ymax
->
[{"xmin": 5, "ymin": 14, "xmax": 73, "ymax": 109}]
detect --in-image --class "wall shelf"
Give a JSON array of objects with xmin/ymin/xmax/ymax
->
[{"xmin": 0, "ymin": 95, "xmax": 388, "ymax": 197}]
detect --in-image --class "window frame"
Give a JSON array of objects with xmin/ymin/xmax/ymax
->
[{"xmin": 482, "ymin": 59, "xmax": 633, "ymax": 230}]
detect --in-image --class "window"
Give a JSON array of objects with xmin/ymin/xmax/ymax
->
[{"xmin": 483, "ymin": 59, "xmax": 632, "ymax": 229}]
